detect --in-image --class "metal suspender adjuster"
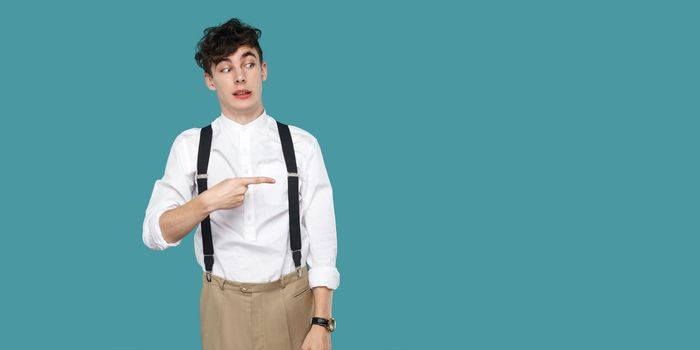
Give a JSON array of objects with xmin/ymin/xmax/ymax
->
[
  {"xmin": 196, "ymin": 173, "xmax": 208, "ymax": 179},
  {"xmin": 288, "ymin": 172, "xmax": 298, "ymax": 177}
]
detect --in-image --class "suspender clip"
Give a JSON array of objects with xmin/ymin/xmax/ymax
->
[
  {"xmin": 204, "ymin": 254, "xmax": 214, "ymax": 282},
  {"xmin": 292, "ymin": 248, "xmax": 303, "ymax": 277}
]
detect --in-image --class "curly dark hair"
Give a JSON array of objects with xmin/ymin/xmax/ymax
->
[{"xmin": 194, "ymin": 18, "xmax": 264, "ymax": 76}]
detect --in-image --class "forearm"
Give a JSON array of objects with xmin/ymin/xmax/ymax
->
[
  {"xmin": 160, "ymin": 194, "xmax": 214, "ymax": 244},
  {"xmin": 311, "ymin": 286, "xmax": 333, "ymax": 318}
]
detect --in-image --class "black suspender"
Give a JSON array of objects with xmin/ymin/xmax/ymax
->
[
  {"xmin": 196, "ymin": 125, "xmax": 215, "ymax": 280},
  {"xmin": 277, "ymin": 122, "xmax": 302, "ymax": 271},
  {"xmin": 195, "ymin": 121, "xmax": 302, "ymax": 283}
]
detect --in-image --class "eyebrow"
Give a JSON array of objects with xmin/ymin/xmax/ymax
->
[{"xmin": 217, "ymin": 51, "xmax": 258, "ymax": 66}]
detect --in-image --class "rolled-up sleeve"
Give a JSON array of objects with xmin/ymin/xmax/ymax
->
[
  {"xmin": 301, "ymin": 137, "xmax": 340, "ymax": 290},
  {"xmin": 142, "ymin": 132, "xmax": 195, "ymax": 251}
]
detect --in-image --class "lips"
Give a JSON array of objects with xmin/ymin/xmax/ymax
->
[{"xmin": 233, "ymin": 89, "xmax": 251, "ymax": 96}]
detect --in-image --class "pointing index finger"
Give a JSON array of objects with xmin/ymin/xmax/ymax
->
[{"xmin": 240, "ymin": 176, "xmax": 276, "ymax": 185}]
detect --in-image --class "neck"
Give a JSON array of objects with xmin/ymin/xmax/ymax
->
[{"xmin": 221, "ymin": 105, "xmax": 265, "ymax": 125}]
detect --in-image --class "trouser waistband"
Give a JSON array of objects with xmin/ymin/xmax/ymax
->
[{"xmin": 203, "ymin": 265, "xmax": 309, "ymax": 292}]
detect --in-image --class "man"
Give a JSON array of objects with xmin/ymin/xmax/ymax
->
[{"xmin": 142, "ymin": 18, "xmax": 339, "ymax": 350}]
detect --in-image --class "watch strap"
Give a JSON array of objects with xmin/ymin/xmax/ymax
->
[
  {"xmin": 311, "ymin": 317, "xmax": 335, "ymax": 332},
  {"xmin": 311, "ymin": 317, "xmax": 330, "ymax": 327}
]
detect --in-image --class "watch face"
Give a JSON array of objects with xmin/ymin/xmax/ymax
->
[{"xmin": 328, "ymin": 318, "xmax": 336, "ymax": 332}]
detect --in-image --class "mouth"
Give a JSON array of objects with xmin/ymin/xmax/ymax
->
[{"xmin": 233, "ymin": 89, "xmax": 252, "ymax": 99}]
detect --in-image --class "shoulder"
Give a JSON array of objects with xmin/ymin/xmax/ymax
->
[
  {"xmin": 172, "ymin": 127, "xmax": 201, "ymax": 150},
  {"xmin": 276, "ymin": 120, "xmax": 320, "ymax": 160},
  {"xmin": 177, "ymin": 127, "xmax": 202, "ymax": 141},
  {"xmin": 166, "ymin": 126, "xmax": 205, "ymax": 169},
  {"xmin": 287, "ymin": 123, "xmax": 318, "ymax": 146},
  {"xmin": 269, "ymin": 113, "xmax": 327, "ymax": 166}
]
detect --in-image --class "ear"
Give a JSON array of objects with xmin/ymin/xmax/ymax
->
[
  {"xmin": 261, "ymin": 61, "xmax": 268, "ymax": 81},
  {"xmin": 204, "ymin": 72, "xmax": 216, "ymax": 91}
]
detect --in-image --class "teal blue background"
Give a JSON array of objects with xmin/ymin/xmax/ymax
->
[{"xmin": 0, "ymin": 0, "xmax": 697, "ymax": 348}]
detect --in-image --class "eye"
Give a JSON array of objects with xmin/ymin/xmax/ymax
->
[
  {"xmin": 221, "ymin": 67, "xmax": 231, "ymax": 73},
  {"xmin": 246, "ymin": 63, "xmax": 255, "ymax": 68}
]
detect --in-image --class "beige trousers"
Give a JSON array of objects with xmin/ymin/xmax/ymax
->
[{"xmin": 200, "ymin": 265, "xmax": 315, "ymax": 350}]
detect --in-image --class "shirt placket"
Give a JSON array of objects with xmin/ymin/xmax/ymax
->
[{"xmin": 240, "ymin": 128, "xmax": 256, "ymax": 241}]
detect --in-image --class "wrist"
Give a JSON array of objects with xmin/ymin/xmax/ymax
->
[
  {"xmin": 311, "ymin": 323, "xmax": 330, "ymax": 332},
  {"xmin": 196, "ymin": 192, "xmax": 216, "ymax": 214}
]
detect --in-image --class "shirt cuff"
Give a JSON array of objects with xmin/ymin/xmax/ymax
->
[
  {"xmin": 149, "ymin": 206, "xmax": 183, "ymax": 250},
  {"xmin": 308, "ymin": 265, "xmax": 340, "ymax": 290}
]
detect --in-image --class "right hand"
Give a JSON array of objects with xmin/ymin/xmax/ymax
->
[{"xmin": 202, "ymin": 177, "xmax": 276, "ymax": 211}]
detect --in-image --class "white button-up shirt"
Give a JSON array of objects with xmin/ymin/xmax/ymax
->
[{"xmin": 142, "ymin": 109, "xmax": 340, "ymax": 290}]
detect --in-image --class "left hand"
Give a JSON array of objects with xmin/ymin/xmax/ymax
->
[{"xmin": 301, "ymin": 324, "xmax": 331, "ymax": 350}]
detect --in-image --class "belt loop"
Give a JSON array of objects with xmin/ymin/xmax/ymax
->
[{"xmin": 219, "ymin": 277, "xmax": 226, "ymax": 291}]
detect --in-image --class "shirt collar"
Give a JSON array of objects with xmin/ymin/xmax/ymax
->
[{"xmin": 218, "ymin": 108, "xmax": 270, "ymax": 133}]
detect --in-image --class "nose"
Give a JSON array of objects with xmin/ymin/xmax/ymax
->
[{"xmin": 235, "ymin": 70, "xmax": 246, "ymax": 84}]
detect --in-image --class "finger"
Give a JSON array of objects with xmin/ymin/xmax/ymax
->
[{"xmin": 239, "ymin": 176, "xmax": 276, "ymax": 185}]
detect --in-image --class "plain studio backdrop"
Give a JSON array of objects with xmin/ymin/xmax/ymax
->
[{"xmin": 0, "ymin": 0, "xmax": 697, "ymax": 349}]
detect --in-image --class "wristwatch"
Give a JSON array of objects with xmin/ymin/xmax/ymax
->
[{"xmin": 310, "ymin": 316, "xmax": 336, "ymax": 332}]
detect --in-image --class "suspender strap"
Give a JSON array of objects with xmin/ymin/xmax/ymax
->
[
  {"xmin": 196, "ymin": 125, "xmax": 215, "ymax": 281},
  {"xmin": 276, "ymin": 121, "xmax": 303, "ymax": 272}
]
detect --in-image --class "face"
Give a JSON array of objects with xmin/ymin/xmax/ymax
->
[{"xmin": 204, "ymin": 45, "xmax": 268, "ymax": 118}]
